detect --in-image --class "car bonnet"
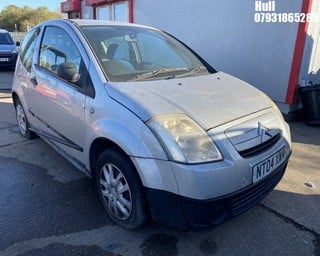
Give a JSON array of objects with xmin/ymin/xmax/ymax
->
[{"xmin": 105, "ymin": 72, "xmax": 274, "ymax": 130}]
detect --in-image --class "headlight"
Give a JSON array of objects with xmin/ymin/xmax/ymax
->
[{"xmin": 148, "ymin": 114, "xmax": 223, "ymax": 163}]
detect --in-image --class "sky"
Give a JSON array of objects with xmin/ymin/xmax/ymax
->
[{"xmin": 0, "ymin": 0, "xmax": 62, "ymax": 11}]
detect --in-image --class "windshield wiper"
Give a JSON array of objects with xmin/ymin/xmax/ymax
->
[
  {"xmin": 165, "ymin": 66, "xmax": 208, "ymax": 79},
  {"xmin": 131, "ymin": 67, "xmax": 189, "ymax": 81}
]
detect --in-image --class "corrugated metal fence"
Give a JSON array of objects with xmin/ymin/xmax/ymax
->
[{"xmin": 9, "ymin": 32, "xmax": 26, "ymax": 43}]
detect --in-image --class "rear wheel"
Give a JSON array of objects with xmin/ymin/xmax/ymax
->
[
  {"xmin": 15, "ymin": 100, "xmax": 36, "ymax": 139},
  {"xmin": 95, "ymin": 149, "xmax": 147, "ymax": 229}
]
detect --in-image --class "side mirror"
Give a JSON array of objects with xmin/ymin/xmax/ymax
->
[
  {"xmin": 16, "ymin": 41, "xmax": 20, "ymax": 47},
  {"xmin": 57, "ymin": 62, "xmax": 80, "ymax": 83}
]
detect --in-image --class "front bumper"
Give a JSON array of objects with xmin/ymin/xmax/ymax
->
[
  {"xmin": 0, "ymin": 53, "xmax": 18, "ymax": 67},
  {"xmin": 146, "ymin": 153, "xmax": 290, "ymax": 230}
]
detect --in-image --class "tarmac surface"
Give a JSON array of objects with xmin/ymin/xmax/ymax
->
[{"xmin": 0, "ymin": 69, "xmax": 319, "ymax": 255}]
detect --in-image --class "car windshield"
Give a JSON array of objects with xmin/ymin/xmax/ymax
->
[
  {"xmin": 0, "ymin": 32, "xmax": 14, "ymax": 45},
  {"xmin": 81, "ymin": 25, "xmax": 213, "ymax": 82}
]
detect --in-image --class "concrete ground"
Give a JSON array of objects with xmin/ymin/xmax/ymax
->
[
  {"xmin": 0, "ymin": 70, "xmax": 14, "ymax": 90},
  {"xmin": 0, "ymin": 69, "xmax": 319, "ymax": 256}
]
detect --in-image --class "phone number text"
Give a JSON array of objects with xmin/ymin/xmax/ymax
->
[{"xmin": 254, "ymin": 12, "xmax": 318, "ymax": 23}]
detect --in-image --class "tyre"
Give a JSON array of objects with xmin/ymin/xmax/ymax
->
[
  {"xmin": 15, "ymin": 100, "xmax": 36, "ymax": 139},
  {"xmin": 95, "ymin": 149, "xmax": 148, "ymax": 229}
]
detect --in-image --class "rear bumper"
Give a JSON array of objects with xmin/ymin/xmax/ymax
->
[{"xmin": 146, "ymin": 154, "xmax": 290, "ymax": 230}]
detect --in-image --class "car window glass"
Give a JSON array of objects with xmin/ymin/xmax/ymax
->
[
  {"xmin": 0, "ymin": 32, "xmax": 14, "ymax": 44},
  {"xmin": 81, "ymin": 26, "xmax": 207, "ymax": 82},
  {"xmin": 137, "ymin": 34, "xmax": 186, "ymax": 68},
  {"xmin": 39, "ymin": 26, "xmax": 81, "ymax": 77},
  {"xmin": 38, "ymin": 26, "xmax": 94, "ymax": 96},
  {"xmin": 20, "ymin": 28, "xmax": 39, "ymax": 72},
  {"xmin": 103, "ymin": 38, "xmax": 130, "ymax": 60}
]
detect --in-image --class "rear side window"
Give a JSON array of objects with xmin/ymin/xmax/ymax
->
[{"xmin": 20, "ymin": 28, "xmax": 39, "ymax": 72}]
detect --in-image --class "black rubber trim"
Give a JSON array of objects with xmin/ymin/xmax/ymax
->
[{"xmin": 239, "ymin": 133, "xmax": 281, "ymax": 158}]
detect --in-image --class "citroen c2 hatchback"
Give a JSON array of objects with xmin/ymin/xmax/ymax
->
[{"xmin": 12, "ymin": 19, "xmax": 291, "ymax": 230}]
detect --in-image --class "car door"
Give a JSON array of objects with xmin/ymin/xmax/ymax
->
[
  {"xmin": 29, "ymin": 25, "xmax": 94, "ymax": 165},
  {"xmin": 15, "ymin": 27, "xmax": 40, "ymax": 110}
]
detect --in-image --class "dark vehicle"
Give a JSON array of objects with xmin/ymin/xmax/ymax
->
[{"xmin": 0, "ymin": 29, "xmax": 20, "ymax": 69}]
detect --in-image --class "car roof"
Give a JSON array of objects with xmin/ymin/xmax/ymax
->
[
  {"xmin": 71, "ymin": 19, "xmax": 155, "ymax": 29},
  {"xmin": 71, "ymin": 19, "xmax": 135, "ymax": 26},
  {"xmin": 0, "ymin": 29, "xmax": 9, "ymax": 33},
  {"xmin": 35, "ymin": 19, "xmax": 157, "ymax": 31}
]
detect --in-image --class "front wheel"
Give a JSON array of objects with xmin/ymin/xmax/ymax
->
[
  {"xmin": 95, "ymin": 149, "xmax": 148, "ymax": 229},
  {"xmin": 15, "ymin": 100, "xmax": 36, "ymax": 139}
]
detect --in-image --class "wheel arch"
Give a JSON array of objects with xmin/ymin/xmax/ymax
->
[
  {"xmin": 89, "ymin": 137, "xmax": 134, "ymax": 176},
  {"xmin": 12, "ymin": 91, "xmax": 19, "ymax": 107},
  {"xmin": 87, "ymin": 117, "xmax": 167, "ymax": 178}
]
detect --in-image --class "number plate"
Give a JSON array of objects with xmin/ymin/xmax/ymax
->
[
  {"xmin": 0, "ymin": 58, "xmax": 9, "ymax": 62},
  {"xmin": 252, "ymin": 147, "xmax": 286, "ymax": 183}
]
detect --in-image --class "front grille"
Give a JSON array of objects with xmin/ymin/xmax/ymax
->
[
  {"xmin": 0, "ymin": 53, "xmax": 13, "ymax": 57},
  {"xmin": 231, "ymin": 161, "xmax": 286, "ymax": 216},
  {"xmin": 238, "ymin": 133, "xmax": 281, "ymax": 157},
  {"xmin": 0, "ymin": 53, "xmax": 17, "ymax": 65},
  {"xmin": 225, "ymin": 112, "xmax": 283, "ymax": 158}
]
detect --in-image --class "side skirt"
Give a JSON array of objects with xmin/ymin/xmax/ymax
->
[{"xmin": 40, "ymin": 135, "xmax": 92, "ymax": 178}]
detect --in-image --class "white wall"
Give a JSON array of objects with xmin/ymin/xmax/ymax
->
[{"xmin": 134, "ymin": 0, "xmax": 302, "ymax": 106}]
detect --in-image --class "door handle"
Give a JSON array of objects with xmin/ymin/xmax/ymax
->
[
  {"xmin": 89, "ymin": 107, "xmax": 95, "ymax": 114},
  {"xmin": 30, "ymin": 77, "xmax": 38, "ymax": 86}
]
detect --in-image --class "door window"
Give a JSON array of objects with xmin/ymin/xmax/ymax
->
[
  {"xmin": 39, "ymin": 26, "xmax": 81, "ymax": 74},
  {"xmin": 38, "ymin": 26, "xmax": 95, "ymax": 97}
]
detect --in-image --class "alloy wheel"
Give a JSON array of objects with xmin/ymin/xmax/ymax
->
[
  {"xmin": 16, "ymin": 104, "xmax": 27, "ymax": 135},
  {"xmin": 99, "ymin": 163, "xmax": 132, "ymax": 220}
]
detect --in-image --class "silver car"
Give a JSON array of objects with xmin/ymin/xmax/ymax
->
[{"xmin": 12, "ymin": 19, "xmax": 291, "ymax": 230}]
